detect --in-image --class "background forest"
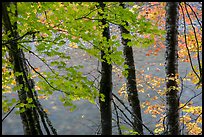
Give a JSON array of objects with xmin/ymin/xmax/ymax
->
[{"xmin": 2, "ymin": 2, "xmax": 202, "ymax": 135}]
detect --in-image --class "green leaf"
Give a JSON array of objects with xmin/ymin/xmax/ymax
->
[
  {"xmin": 26, "ymin": 97, "xmax": 33, "ymax": 103},
  {"xmin": 63, "ymin": 100, "xmax": 73, "ymax": 107},
  {"xmin": 37, "ymin": 90, "xmax": 44, "ymax": 94},
  {"xmin": 47, "ymin": 90, "xmax": 53, "ymax": 95},
  {"xmin": 12, "ymin": 84, "xmax": 23, "ymax": 91},
  {"xmin": 19, "ymin": 107, "xmax": 26, "ymax": 113},
  {"xmin": 19, "ymin": 103, "xmax": 26, "ymax": 108},
  {"xmin": 11, "ymin": 98, "xmax": 17, "ymax": 103},
  {"xmin": 15, "ymin": 110, "xmax": 21, "ymax": 115},
  {"xmin": 69, "ymin": 105, "xmax": 77, "ymax": 112},
  {"xmin": 14, "ymin": 72, "xmax": 23, "ymax": 77},
  {"xmin": 122, "ymin": 70, "xmax": 128, "ymax": 77},
  {"xmin": 123, "ymin": 64, "xmax": 129, "ymax": 69},
  {"xmin": 99, "ymin": 93, "xmax": 105, "ymax": 102},
  {"xmin": 26, "ymin": 103, "xmax": 36, "ymax": 108}
]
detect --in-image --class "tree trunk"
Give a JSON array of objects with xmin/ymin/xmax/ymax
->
[
  {"xmin": 165, "ymin": 2, "xmax": 180, "ymax": 135},
  {"xmin": 2, "ymin": 2, "xmax": 57, "ymax": 135},
  {"xmin": 119, "ymin": 2, "xmax": 144, "ymax": 135},
  {"xmin": 98, "ymin": 2, "xmax": 112, "ymax": 135}
]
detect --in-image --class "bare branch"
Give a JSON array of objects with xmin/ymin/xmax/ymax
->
[
  {"xmin": 112, "ymin": 97, "xmax": 134, "ymax": 128},
  {"xmin": 184, "ymin": 2, "xmax": 202, "ymax": 83},
  {"xmin": 112, "ymin": 99, "xmax": 122, "ymax": 135},
  {"xmin": 112, "ymin": 93, "xmax": 155, "ymax": 135},
  {"xmin": 2, "ymin": 103, "xmax": 19, "ymax": 122},
  {"xmin": 185, "ymin": 3, "xmax": 202, "ymax": 27},
  {"xmin": 179, "ymin": 3, "xmax": 200, "ymax": 80}
]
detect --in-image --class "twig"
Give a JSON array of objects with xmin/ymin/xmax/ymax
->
[
  {"xmin": 112, "ymin": 98, "xmax": 134, "ymax": 128},
  {"xmin": 25, "ymin": 58, "xmax": 70, "ymax": 96},
  {"xmin": 112, "ymin": 93, "xmax": 155, "ymax": 135},
  {"xmin": 178, "ymin": 92, "xmax": 202, "ymax": 111},
  {"xmin": 75, "ymin": 6, "xmax": 99, "ymax": 21},
  {"xmin": 161, "ymin": 91, "xmax": 202, "ymax": 135},
  {"xmin": 2, "ymin": 31, "xmax": 40, "ymax": 45},
  {"xmin": 185, "ymin": 3, "xmax": 202, "ymax": 27},
  {"xmin": 112, "ymin": 99, "xmax": 122, "ymax": 135},
  {"xmin": 19, "ymin": 43, "xmax": 57, "ymax": 75},
  {"xmin": 178, "ymin": 70, "xmax": 188, "ymax": 102},
  {"xmin": 179, "ymin": 3, "xmax": 200, "ymax": 80},
  {"xmin": 186, "ymin": 112, "xmax": 202, "ymax": 135},
  {"xmin": 184, "ymin": 2, "xmax": 202, "ymax": 82},
  {"xmin": 2, "ymin": 103, "xmax": 19, "ymax": 122}
]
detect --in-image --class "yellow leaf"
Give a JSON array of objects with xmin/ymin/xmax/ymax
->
[
  {"xmin": 144, "ymin": 101, "xmax": 150, "ymax": 106},
  {"xmin": 197, "ymin": 116, "xmax": 202, "ymax": 123},
  {"xmin": 43, "ymin": 109, "xmax": 50, "ymax": 114},
  {"xmin": 11, "ymin": 80, "xmax": 16, "ymax": 85},
  {"xmin": 154, "ymin": 128, "xmax": 164, "ymax": 134},
  {"xmin": 34, "ymin": 9, "xmax": 37, "ymax": 14},
  {"xmin": 50, "ymin": 23, "xmax": 54, "ymax": 27},
  {"xmin": 44, "ymin": 109, "xmax": 48, "ymax": 112},
  {"xmin": 152, "ymin": 115, "xmax": 156, "ymax": 118},
  {"xmin": 93, "ymin": 26, "xmax": 97, "ymax": 30},
  {"xmin": 31, "ymin": 74, "xmax": 37, "ymax": 78},
  {"xmin": 118, "ymin": 83, "xmax": 126, "ymax": 97},
  {"xmin": 152, "ymin": 96, "xmax": 158, "ymax": 100},
  {"xmin": 35, "ymin": 85, "xmax": 41, "ymax": 91},
  {"xmin": 181, "ymin": 115, "xmax": 191, "ymax": 124},
  {"xmin": 2, "ymin": 67, "xmax": 7, "ymax": 73},
  {"xmin": 69, "ymin": 42, "xmax": 78, "ymax": 49},
  {"xmin": 40, "ymin": 33, "xmax": 48, "ymax": 38},
  {"xmin": 46, "ymin": 10, "xmax": 53, "ymax": 16},
  {"xmin": 59, "ymin": 3, "xmax": 64, "ymax": 7},
  {"xmin": 186, "ymin": 123, "xmax": 202, "ymax": 135},
  {"xmin": 52, "ymin": 106, "xmax": 57, "ymax": 110}
]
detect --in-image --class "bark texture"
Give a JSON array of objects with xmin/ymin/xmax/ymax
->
[
  {"xmin": 119, "ymin": 2, "xmax": 143, "ymax": 135},
  {"xmin": 2, "ymin": 2, "xmax": 57, "ymax": 135},
  {"xmin": 98, "ymin": 2, "xmax": 112, "ymax": 135},
  {"xmin": 165, "ymin": 2, "xmax": 180, "ymax": 135}
]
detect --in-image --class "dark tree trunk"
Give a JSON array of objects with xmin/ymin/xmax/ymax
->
[
  {"xmin": 98, "ymin": 2, "xmax": 112, "ymax": 135},
  {"xmin": 2, "ymin": 2, "xmax": 57, "ymax": 135},
  {"xmin": 2, "ymin": 2, "xmax": 43, "ymax": 135},
  {"xmin": 119, "ymin": 2, "xmax": 143, "ymax": 135},
  {"xmin": 165, "ymin": 2, "xmax": 180, "ymax": 135}
]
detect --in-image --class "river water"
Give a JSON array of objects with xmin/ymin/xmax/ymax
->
[
  {"xmin": 2, "ymin": 14, "xmax": 202, "ymax": 134},
  {"xmin": 2, "ymin": 42, "xmax": 201, "ymax": 135},
  {"xmin": 2, "ymin": 1, "xmax": 202, "ymax": 135}
]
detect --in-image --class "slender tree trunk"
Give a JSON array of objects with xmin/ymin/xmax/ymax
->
[
  {"xmin": 119, "ymin": 2, "xmax": 144, "ymax": 135},
  {"xmin": 98, "ymin": 2, "xmax": 112, "ymax": 135},
  {"xmin": 2, "ymin": 2, "xmax": 43, "ymax": 135},
  {"xmin": 165, "ymin": 2, "xmax": 180, "ymax": 135},
  {"xmin": 2, "ymin": 2, "xmax": 57, "ymax": 135}
]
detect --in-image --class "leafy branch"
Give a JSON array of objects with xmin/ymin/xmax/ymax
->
[
  {"xmin": 25, "ymin": 59, "xmax": 71, "ymax": 96},
  {"xmin": 19, "ymin": 43, "xmax": 57, "ymax": 75},
  {"xmin": 2, "ymin": 31, "xmax": 40, "ymax": 45}
]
